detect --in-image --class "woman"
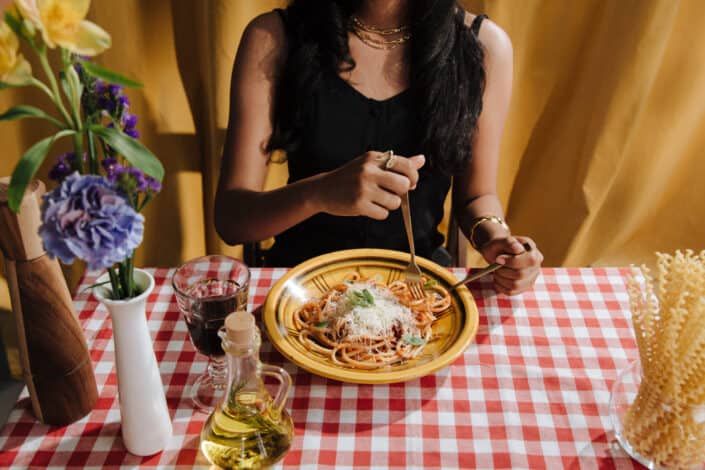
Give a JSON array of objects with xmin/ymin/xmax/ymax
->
[{"xmin": 215, "ymin": 0, "xmax": 543, "ymax": 295}]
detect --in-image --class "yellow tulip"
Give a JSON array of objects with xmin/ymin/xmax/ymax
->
[
  {"xmin": 16, "ymin": 0, "xmax": 111, "ymax": 56},
  {"xmin": 13, "ymin": 0, "xmax": 41, "ymax": 28},
  {"xmin": 0, "ymin": 21, "xmax": 32, "ymax": 85}
]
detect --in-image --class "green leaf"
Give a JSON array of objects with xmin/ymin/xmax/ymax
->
[
  {"xmin": 402, "ymin": 335, "xmax": 426, "ymax": 346},
  {"xmin": 67, "ymin": 67, "xmax": 83, "ymax": 108},
  {"xmin": 4, "ymin": 11, "xmax": 23, "ymax": 37},
  {"xmin": 60, "ymin": 67, "xmax": 83, "ymax": 123},
  {"xmin": 59, "ymin": 71, "xmax": 71, "ymax": 99},
  {"xmin": 8, "ymin": 129, "xmax": 76, "ymax": 212},
  {"xmin": 89, "ymin": 125, "xmax": 164, "ymax": 181},
  {"xmin": 81, "ymin": 280, "xmax": 112, "ymax": 292},
  {"xmin": 0, "ymin": 105, "xmax": 65, "ymax": 128},
  {"xmin": 348, "ymin": 288, "xmax": 374, "ymax": 308},
  {"xmin": 362, "ymin": 288, "xmax": 375, "ymax": 305},
  {"xmin": 314, "ymin": 320, "xmax": 329, "ymax": 328},
  {"xmin": 424, "ymin": 279, "xmax": 437, "ymax": 289},
  {"xmin": 79, "ymin": 60, "xmax": 143, "ymax": 88}
]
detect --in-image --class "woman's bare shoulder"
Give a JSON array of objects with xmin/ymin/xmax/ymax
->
[
  {"xmin": 245, "ymin": 11, "xmax": 286, "ymax": 39},
  {"xmin": 462, "ymin": 11, "xmax": 513, "ymax": 62},
  {"xmin": 236, "ymin": 11, "xmax": 287, "ymax": 70}
]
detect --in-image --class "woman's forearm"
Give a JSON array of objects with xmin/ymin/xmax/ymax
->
[{"xmin": 214, "ymin": 174, "xmax": 325, "ymax": 245}]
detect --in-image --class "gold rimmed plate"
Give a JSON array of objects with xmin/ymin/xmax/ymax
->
[{"xmin": 262, "ymin": 249, "xmax": 478, "ymax": 384}]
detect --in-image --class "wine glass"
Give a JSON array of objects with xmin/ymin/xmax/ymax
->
[{"xmin": 172, "ymin": 255, "xmax": 250, "ymax": 412}]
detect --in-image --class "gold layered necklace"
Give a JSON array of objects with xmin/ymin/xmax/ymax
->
[{"xmin": 350, "ymin": 15, "xmax": 411, "ymax": 50}]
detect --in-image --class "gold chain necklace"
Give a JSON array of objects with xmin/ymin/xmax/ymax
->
[
  {"xmin": 350, "ymin": 16, "xmax": 411, "ymax": 51},
  {"xmin": 351, "ymin": 16, "xmax": 410, "ymax": 35},
  {"xmin": 351, "ymin": 28, "xmax": 411, "ymax": 50}
]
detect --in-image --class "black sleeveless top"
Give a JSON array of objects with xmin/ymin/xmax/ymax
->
[{"xmin": 267, "ymin": 11, "xmax": 487, "ymax": 267}]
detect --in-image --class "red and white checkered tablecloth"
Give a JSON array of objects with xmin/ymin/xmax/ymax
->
[{"xmin": 0, "ymin": 267, "xmax": 645, "ymax": 469}]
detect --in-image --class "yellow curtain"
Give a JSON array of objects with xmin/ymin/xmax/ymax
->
[
  {"xmin": 2, "ymin": 0, "xmax": 705, "ymax": 318},
  {"xmin": 465, "ymin": 0, "xmax": 705, "ymax": 267}
]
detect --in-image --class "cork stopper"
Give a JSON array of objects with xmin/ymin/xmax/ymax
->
[{"xmin": 224, "ymin": 310, "xmax": 255, "ymax": 346}]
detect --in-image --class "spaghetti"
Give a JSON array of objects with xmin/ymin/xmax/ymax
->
[{"xmin": 292, "ymin": 272, "xmax": 451, "ymax": 369}]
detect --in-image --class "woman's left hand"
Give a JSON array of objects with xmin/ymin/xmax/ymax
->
[{"xmin": 477, "ymin": 235, "xmax": 543, "ymax": 295}]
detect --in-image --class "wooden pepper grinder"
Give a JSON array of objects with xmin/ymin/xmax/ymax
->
[{"xmin": 0, "ymin": 178, "xmax": 98, "ymax": 425}]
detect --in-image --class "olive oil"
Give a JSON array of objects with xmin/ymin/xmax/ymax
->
[
  {"xmin": 200, "ymin": 389, "xmax": 293, "ymax": 469},
  {"xmin": 200, "ymin": 311, "xmax": 294, "ymax": 469}
]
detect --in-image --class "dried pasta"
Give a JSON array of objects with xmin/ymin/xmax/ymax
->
[
  {"xmin": 292, "ymin": 272, "xmax": 450, "ymax": 369},
  {"xmin": 624, "ymin": 250, "xmax": 705, "ymax": 468}
]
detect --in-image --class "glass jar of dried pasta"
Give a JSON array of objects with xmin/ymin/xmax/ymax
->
[{"xmin": 610, "ymin": 359, "xmax": 705, "ymax": 469}]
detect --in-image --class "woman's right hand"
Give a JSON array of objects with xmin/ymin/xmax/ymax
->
[{"xmin": 313, "ymin": 151, "xmax": 425, "ymax": 220}]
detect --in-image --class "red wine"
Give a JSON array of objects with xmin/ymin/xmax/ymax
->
[{"xmin": 184, "ymin": 280, "xmax": 247, "ymax": 356}]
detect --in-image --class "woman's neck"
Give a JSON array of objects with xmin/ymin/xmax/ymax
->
[{"xmin": 356, "ymin": 0, "xmax": 410, "ymax": 29}]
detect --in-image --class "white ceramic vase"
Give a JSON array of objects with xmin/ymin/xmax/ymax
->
[{"xmin": 94, "ymin": 268, "xmax": 172, "ymax": 456}]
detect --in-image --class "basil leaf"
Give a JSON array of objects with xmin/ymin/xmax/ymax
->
[
  {"xmin": 362, "ymin": 288, "xmax": 375, "ymax": 305},
  {"xmin": 402, "ymin": 335, "xmax": 426, "ymax": 346},
  {"xmin": 348, "ymin": 289, "xmax": 374, "ymax": 307},
  {"xmin": 314, "ymin": 320, "xmax": 329, "ymax": 328},
  {"xmin": 424, "ymin": 279, "xmax": 437, "ymax": 288}
]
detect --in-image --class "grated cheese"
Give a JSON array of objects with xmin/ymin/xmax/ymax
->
[{"xmin": 331, "ymin": 282, "xmax": 417, "ymax": 339}]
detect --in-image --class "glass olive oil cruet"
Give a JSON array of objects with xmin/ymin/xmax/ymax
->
[{"xmin": 200, "ymin": 310, "xmax": 294, "ymax": 469}]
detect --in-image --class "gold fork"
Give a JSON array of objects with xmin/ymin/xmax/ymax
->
[{"xmin": 400, "ymin": 192, "xmax": 426, "ymax": 300}]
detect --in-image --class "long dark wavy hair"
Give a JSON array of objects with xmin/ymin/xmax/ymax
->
[{"xmin": 267, "ymin": 0, "xmax": 485, "ymax": 175}]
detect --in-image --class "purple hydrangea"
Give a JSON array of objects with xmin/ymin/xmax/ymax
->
[{"xmin": 39, "ymin": 173, "xmax": 144, "ymax": 270}]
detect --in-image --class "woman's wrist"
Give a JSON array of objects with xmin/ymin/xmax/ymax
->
[
  {"xmin": 469, "ymin": 215, "xmax": 511, "ymax": 250},
  {"xmin": 301, "ymin": 172, "xmax": 329, "ymax": 215}
]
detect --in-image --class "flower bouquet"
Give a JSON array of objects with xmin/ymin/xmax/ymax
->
[
  {"xmin": 1, "ymin": 1, "xmax": 172, "ymax": 454},
  {"xmin": 1, "ymin": 0, "xmax": 163, "ymax": 299}
]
